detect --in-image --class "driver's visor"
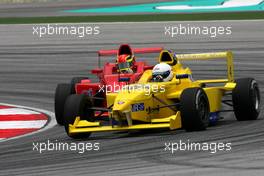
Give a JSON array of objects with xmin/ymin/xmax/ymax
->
[
  {"xmin": 118, "ymin": 62, "xmax": 132, "ymax": 71},
  {"xmin": 152, "ymin": 70, "xmax": 170, "ymax": 79}
]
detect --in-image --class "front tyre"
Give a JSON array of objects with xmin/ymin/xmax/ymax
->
[
  {"xmin": 232, "ymin": 78, "xmax": 261, "ymax": 121},
  {"xmin": 64, "ymin": 94, "xmax": 94, "ymax": 139},
  {"xmin": 180, "ymin": 88, "xmax": 210, "ymax": 131},
  {"xmin": 54, "ymin": 83, "xmax": 72, "ymax": 125}
]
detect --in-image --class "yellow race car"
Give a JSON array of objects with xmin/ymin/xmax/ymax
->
[{"xmin": 63, "ymin": 50, "xmax": 261, "ymax": 138}]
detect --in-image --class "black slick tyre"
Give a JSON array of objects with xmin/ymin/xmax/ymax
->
[
  {"xmin": 54, "ymin": 83, "xmax": 72, "ymax": 125},
  {"xmin": 64, "ymin": 94, "xmax": 94, "ymax": 139},
  {"xmin": 180, "ymin": 88, "xmax": 210, "ymax": 131},
  {"xmin": 232, "ymin": 78, "xmax": 261, "ymax": 121}
]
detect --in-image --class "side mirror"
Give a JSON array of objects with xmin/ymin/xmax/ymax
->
[
  {"xmin": 119, "ymin": 77, "xmax": 130, "ymax": 82},
  {"xmin": 91, "ymin": 68, "xmax": 103, "ymax": 74},
  {"xmin": 176, "ymin": 74, "xmax": 189, "ymax": 79}
]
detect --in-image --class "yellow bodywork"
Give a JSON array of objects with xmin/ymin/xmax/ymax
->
[{"xmin": 68, "ymin": 51, "xmax": 235, "ymax": 135}]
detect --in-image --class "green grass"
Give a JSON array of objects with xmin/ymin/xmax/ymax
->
[{"xmin": 1, "ymin": 11, "xmax": 264, "ymax": 24}]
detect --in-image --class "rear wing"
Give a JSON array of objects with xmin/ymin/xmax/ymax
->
[
  {"xmin": 176, "ymin": 51, "xmax": 234, "ymax": 83},
  {"xmin": 98, "ymin": 47, "xmax": 163, "ymax": 56},
  {"xmin": 97, "ymin": 47, "xmax": 163, "ymax": 67}
]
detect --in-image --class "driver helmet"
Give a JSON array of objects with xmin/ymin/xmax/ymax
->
[
  {"xmin": 152, "ymin": 63, "xmax": 173, "ymax": 82},
  {"xmin": 116, "ymin": 54, "xmax": 135, "ymax": 73}
]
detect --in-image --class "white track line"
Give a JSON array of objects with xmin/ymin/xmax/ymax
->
[
  {"xmin": 156, "ymin": 0, "xmax": 263, "ymax": 10},
  {"xmin": 0, "ymin": 120, "xmax": 47, "ymax": 129},
  {"xmin": 0, "ymin": 108, "xmax": 40, "ymax": 115},
  {"xmin": 0, "ymin": 103, "xmax": 56, "ymax": 143}
]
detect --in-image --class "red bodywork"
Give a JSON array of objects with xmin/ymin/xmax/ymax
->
[{"xmin": 75, "ymin": 44, "xmax": 163, "ymax": 109}]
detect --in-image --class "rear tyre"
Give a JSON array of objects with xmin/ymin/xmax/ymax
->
[
  {"xmin": 54, "ymin": 83, "xmax": 72, "ymax": 125},
  {"xmin": 70, "ymin": 77, "xmax": 89, "ymax": 93},
  {"xmin": 64, "ymin": 94, "xmax": 94, "ymax": 139},
  {"xmin": 180, "ymin": 88, "xmax": 210, "ymax": 131},
  {"xmin": 232, "ymin": 78, "xmax": 261, "ymax": 121}
]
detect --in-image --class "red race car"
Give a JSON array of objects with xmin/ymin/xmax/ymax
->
[{"xmin": 55, "ymin": 44, "xmax": 163, "ymax": 125}]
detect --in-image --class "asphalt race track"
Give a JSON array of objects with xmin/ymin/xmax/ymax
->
[{"xmin": 0, "ymin": 20, "xmax": 263, "ymax": 175}]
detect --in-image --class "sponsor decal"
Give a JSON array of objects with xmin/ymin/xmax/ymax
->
[{"xmin": 132, "ymin": 103, "xmax": 145, "ymax": 112}]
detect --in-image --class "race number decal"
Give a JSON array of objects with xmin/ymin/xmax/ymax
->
[{"xmin": 132, "ymin": 103, "xmax": 145, "ymax": 112}]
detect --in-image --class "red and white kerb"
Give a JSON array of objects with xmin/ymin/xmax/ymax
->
[{"xmin": 0, "ymin": 105, "xmax": 48, "ymax": 141}]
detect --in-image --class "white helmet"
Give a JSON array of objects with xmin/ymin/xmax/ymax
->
[{"xmin": 152, "ymin": 63, "xmax": 173, "ymax": 82}]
